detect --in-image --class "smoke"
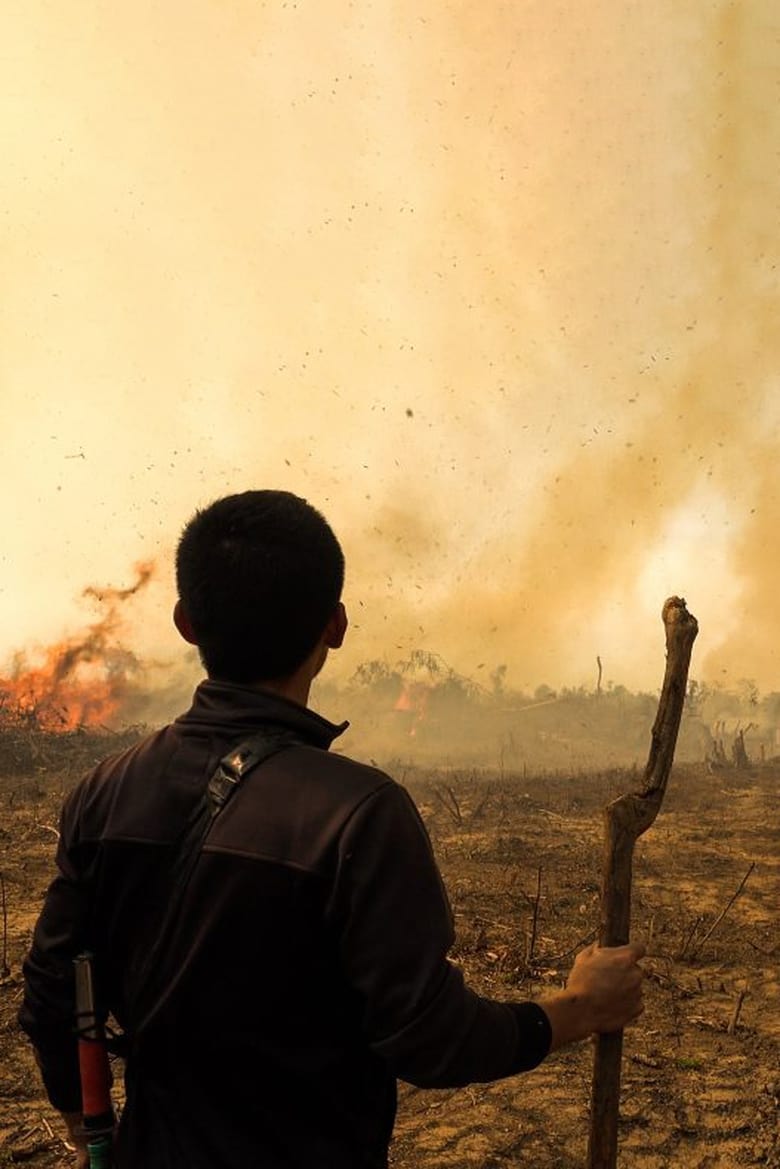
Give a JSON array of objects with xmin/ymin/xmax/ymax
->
[
  {"xmin": 1, "ymin": 1, "xmax": 778, "ymax": 709},
  {"xmin": 337, "ymin": 1, "xmax": 780, "ymax": 692}
]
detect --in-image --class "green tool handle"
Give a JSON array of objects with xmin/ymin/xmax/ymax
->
[{"xmin": 87, "ymin": 1133, "xmax": 113, "ymax": 1168}]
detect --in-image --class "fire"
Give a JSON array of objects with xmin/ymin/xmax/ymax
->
[
  {"xmin": 393, "ymin": 681, "xmax": 430, "ymax": 737},
  {"xmin": 0, "ymin": 561, "xmax": 154, "ymax": 732}
]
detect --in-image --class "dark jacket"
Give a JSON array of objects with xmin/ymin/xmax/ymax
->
[{"xmin": 19, "ymin": 681, "xmax": 551, "ymax": 1168}]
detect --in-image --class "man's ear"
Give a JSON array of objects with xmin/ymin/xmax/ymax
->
[
  {"xmin": 173, "ymin": 599, "xmax": 199, "ymax": 646},
  {"xmin": 324, "ymin": 602, "xmax": 348, "ymax": 649}
]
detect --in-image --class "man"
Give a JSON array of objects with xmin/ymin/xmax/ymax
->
[{"xmin": 20, "ymin": 490, "xmax": 644, "ymax": 1168}]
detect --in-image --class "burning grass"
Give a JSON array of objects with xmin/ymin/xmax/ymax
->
[
  {"xmin": 0, "ymin": 561, "xmax": 154, "ymax": 735},
  {"xmin": 0, "ymin": 563, "xmax": 157, "ymax": 778}
]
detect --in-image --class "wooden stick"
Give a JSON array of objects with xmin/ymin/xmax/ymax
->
[{"xmin": 586, "ymin": 596, "xmax": 698, "ymax": 1169}]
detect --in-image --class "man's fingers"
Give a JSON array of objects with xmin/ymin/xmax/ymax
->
[
  {"xmin": 579, "ymin": 941, "xmax": 598, "ymax": 958},
  {"xmin": 593, "ymin": 941, "xmax": 646, "ymax": 963}
]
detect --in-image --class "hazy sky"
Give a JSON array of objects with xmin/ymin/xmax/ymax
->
[{"xmin": 2, "ymin": 1, "xmax": 778, "ymax": 699}]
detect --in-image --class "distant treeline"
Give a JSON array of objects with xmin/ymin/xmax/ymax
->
[
  {"xmin": 2, "ymin": 647, "xmax": 776, "ymax": 774},
  {"xmin": 313, "ymin": 654, "xmax": 779, "ymax": 769}
]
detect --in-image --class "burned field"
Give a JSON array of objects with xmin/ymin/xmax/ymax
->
[
  {"xmin": 391, "ymin": 764, "xmax": 779, "ymax": 1168},
  {"xmin": 0, "ymin": 745, "xmax": 778, "ymax": 1168}
]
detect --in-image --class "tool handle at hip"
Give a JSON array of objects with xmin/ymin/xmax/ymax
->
[{"xmin": 86, "ymin": 1133, "xmax": 114, "ymax": 1169}]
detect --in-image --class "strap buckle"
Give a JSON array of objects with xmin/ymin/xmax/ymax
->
[{"xmin": 208, "ymin": 731, "xmax": 298, "ymax": 811}]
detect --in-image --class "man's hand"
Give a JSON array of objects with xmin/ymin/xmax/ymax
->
[
  {"xmin": 540, "ymin": 941, "xmax": 646, "ymax": 1051},
  {"xmin": 60, "ymin": 1110, "xmax": 89, "ymax": 1169}
]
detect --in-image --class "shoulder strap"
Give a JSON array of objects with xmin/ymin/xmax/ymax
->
[
  {"xmin": 127, "ymin": 727, "xmax": 301, "ymax": 1040},
  {"xmin": 165, "ymin": 728, "xmax": 301, "ymax": 896}
]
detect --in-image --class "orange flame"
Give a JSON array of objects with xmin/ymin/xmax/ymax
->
[
  {"xmin": 0, "ymin": 561, "xmax": 154, "ymax": 732},
  {"xmin": 393, "ymin": 681, "xmax": 430, "ymax": 737}
]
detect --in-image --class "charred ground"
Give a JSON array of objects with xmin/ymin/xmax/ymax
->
[{"xmin": 0, "ymin": 731, "xmax": 777, "ymax": 1168}]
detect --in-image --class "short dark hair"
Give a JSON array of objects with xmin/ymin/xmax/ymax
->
[{"xmin": 175, "ymin": 491, "xmax": 344, "ymax": 683}]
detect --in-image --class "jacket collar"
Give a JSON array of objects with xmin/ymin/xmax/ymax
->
[{"xmin": 175, "ymin": 678, "xmax": 348, "ymax": 750}]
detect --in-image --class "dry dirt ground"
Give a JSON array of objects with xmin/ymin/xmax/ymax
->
[{"xmin": 1, "ymin": 760, "xmax": 777, "ymax": 1167}]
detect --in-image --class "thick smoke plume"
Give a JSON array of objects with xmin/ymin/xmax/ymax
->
[{"xmin": 1, "ymin": 3, "xmax": 778, "ymax": 701}]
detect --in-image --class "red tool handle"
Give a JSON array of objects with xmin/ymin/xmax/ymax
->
[{"xmin": 77, "ymin": 1036, "xmax": 113, "ymax": 1120}]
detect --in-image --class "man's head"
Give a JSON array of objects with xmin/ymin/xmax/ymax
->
[{"xmin": 174, "ymin": 490, "xmax": 345, "ymax": 684}]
